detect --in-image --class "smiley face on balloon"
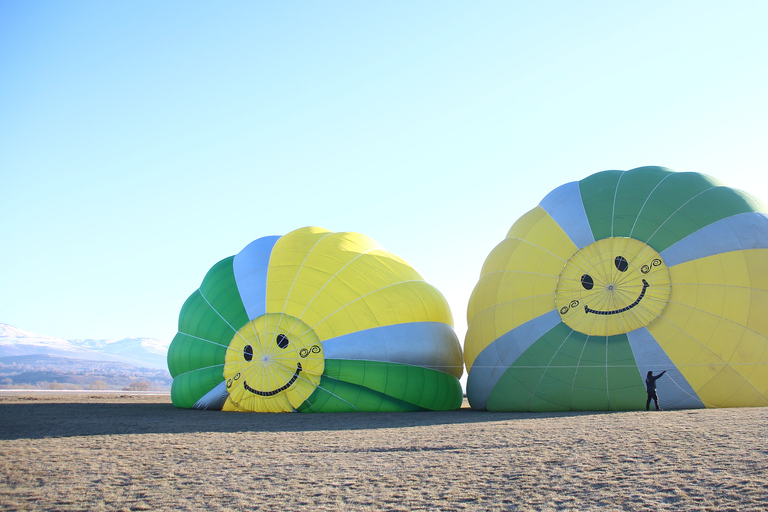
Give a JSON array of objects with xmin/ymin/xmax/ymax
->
[
  {"xmin": 223, "ymin": 313, "xmax": 324, "ymax": 412},
  {"xmin": 555, "ymin": 237, "xmax": 671, "ymax": 336}
]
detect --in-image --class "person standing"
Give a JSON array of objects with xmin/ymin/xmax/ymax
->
[{"xmin": 645, "ymin": 370, "xmax": 667, "ymax": 410}]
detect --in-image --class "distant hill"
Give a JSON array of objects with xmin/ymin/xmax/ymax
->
[
  {"xmin": 0, "ymin": 323, "xmax": 170, "ymax": 369},
  {"xmin": 0, "ymin": 323, "xmax": 172, "ymax": 390}
]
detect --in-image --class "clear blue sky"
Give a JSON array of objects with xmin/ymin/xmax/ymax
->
[{"xmin": 2, "ymin": 1, "xmax": 767, "ymax": 345}]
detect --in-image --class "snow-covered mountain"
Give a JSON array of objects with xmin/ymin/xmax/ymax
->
[{"xmin": 0, "ymin": 323, "xmax": 170, "ymax": 370}]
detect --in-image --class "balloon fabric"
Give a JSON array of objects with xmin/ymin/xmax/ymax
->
[
  {"xmin": 465, "ymin": 166, "xmax": 768, "ymax": 411},
  {"xmin": 168, "ymin": 227, "xmax": 464, "ymax": 413}
]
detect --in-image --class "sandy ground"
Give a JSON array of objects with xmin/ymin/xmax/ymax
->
[{"xmin": 0, "ymin": 392, "xmax": 765, "ymax": 511}]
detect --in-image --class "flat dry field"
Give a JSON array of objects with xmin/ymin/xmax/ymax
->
[{"xmin": 0, "ymin": 392, "xmax": 765, "ymax": 511}]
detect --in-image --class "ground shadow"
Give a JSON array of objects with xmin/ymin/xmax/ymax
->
[{"xmin": 0, "ymin": 402, "xmax": 616, "ymax": 440}]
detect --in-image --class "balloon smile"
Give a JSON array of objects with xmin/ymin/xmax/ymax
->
[
  {"xmin": 243, "ymin": 363, "xmax": 303, "ymax": 397},
  {"xmin": 585, "ymin": 279, "xmax": 649, "ymax": 315}
]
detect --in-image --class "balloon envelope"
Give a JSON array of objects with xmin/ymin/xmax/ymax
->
[
  {"xmin": 465, "ymin": 166, "xmax": 768, "ymax": 411},
  {"xmin": 168, "ymin": 227, "xmax": 464, "ymax": 412}
]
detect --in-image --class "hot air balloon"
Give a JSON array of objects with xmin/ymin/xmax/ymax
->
[
  {"xmin": 168, "ymin": 227, "xmax": 464, "ymax": 412},
  {"xmin": 465, "ymin": 166, "xmax": 768, "ymax": 411}
]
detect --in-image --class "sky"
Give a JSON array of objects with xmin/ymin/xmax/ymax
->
[{"xmin": 2, "ymin": 1, "xmax": 767, "ymax": 348}]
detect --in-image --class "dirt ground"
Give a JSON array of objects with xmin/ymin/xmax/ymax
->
[{"xmin": 0, "ymin": 392, "xmax": 766, "ymax": 511}]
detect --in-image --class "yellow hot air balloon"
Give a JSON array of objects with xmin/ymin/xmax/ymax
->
[
  {"xmin": 465, "ymin": 166, "xmax": 768, "ymax": 411},
  {"xmin": 168, "ymin": 227, "xmax": 464, "ymax": 412}
]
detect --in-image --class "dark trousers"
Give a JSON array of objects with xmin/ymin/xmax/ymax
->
[{"xmin": 646, "ymin": 391, "xmax": 659, "ymax": 410}]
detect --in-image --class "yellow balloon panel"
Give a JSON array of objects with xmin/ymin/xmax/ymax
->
[
  {"xmin": 653, "ymin": 305, "xmax": 753, "ymax": 369},
  {"xmin": 747, "ymin": 289, "xmax": 768, "ymax": 344},
  {"xmin": 469, "ymin": 208, "xmax": 574, "ymax": 318},
  {"xmin": 671, "ymin": 284, "xmax": 752, "ymax": 347},
  {"xmin": 468, "ymin": 265, "xmax": 560, "ymax": 320},
  {"xmin": 726, "ymin": 329, "xmax": 768, "ymax": 400},
  {"xmin": 310, "ymin": 281, "xmax": 451, "ymax": 340},
  {"xmin": 695, "ymin": 365, "xmax": 767, "ymax": 408},
  {"xmin": 265, "ymin": 228, "xmax": 451, "ymax": 340},
  {"xmin": 668, "ymin": 250, "xmax": 768, "ymax": 335},
  {"xmin": 745, "ymin": 249, "xmax": 768, "ymax": 289}
]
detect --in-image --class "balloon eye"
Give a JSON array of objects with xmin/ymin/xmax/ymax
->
[
  {"xmin": 276, "ymin": 334, "xmax": 289, "ymax": 349},
  {"xmin": 615, "ymin": 256, "xmax": 629, "ymax": 272},
  {"xmin": 243, "ymin": 345, "xmax": 253, "ymax": 361},
  {"xmin": 581, "ymin": 274, "xmax": 594, "ymax": 290}
]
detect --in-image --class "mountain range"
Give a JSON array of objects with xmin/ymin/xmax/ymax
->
[{"xmin": 0, "ymin": 323, "xmax": 170, "ymax": 370}]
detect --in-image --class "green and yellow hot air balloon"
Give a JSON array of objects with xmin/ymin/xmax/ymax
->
[
  {"xmin": 465, "ymin": 166, "xmax": 768, "ymax": 411},
  {"xmin": 168, "ymin": 227, "xmax": 464, "ymax": 412}
]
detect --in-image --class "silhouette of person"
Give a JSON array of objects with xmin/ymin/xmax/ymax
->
[{"xmin": 645, "ymin": 370, "xmax": 666, "ymax": 410}]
